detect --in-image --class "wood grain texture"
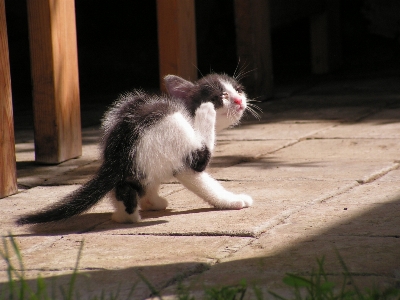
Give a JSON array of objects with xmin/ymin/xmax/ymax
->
[
  {"xmin": 157, "ymin": 0, "xmax": 197, "ymax": 90},
  {"xmin": 0, "ymin": 0, "xmax": 18, "ymax": 198},
  {"xmin": 234, "ymin": 0, "xmax": 274, "ymax": 99},
  {"xmin": 27, "ymin": 0, "xmax": 82, "ymax": 164}
]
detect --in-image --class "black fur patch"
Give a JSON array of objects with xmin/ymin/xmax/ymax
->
[
  {"xmin": 189, "ymin": 145, "xmax": 211, "ymax": 172},
  {"xmin": 115, "ymin": 181, "xmax": 144, "ymax": 214}
]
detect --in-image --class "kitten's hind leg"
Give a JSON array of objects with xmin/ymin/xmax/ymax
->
[
  {"xmin": 175, "ymin": 170, "xmax": 253, "ymax": 209},
  {"xmin": 111, "ymin": 181, "xmax": 142, "ymax": 223},
  {"xmin": 139, "ymin": 182, "xmax": 169, "ymax": 211}
]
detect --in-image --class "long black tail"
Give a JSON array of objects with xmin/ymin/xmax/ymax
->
[{"xmin": 16, "ymin": 164, "xmax": 121, "ymax": 225}]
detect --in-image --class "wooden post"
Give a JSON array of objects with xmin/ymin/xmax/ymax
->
[
  {"xmin": 156, "ymin": 0, "xmax": 197, "ymax": 90},
  {"xmin": 27, "ymin": 0, "xmax": 82, "ymax": 164},
  {"xmin": 0, "ymin": 0, "xmax": 18, "ymax": 198},
  {"xmin": 234, "ymin": 0, "xmax": 274, "ymax": 99},
  {"xmin": 310, "ymin": 0, "xmax": 342, "ymax": 74}
]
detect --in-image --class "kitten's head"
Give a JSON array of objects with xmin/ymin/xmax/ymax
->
[{"xmin": 164, "ymin": 73, "xmax": 258, "ymax": 131}]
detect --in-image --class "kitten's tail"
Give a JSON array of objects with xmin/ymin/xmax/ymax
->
[{"xmin": 16, "ymin": 164, "xmax": 121, "ymax": 225}]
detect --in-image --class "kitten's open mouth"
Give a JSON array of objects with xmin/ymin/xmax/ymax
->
[{"xmin": 236, "ymin": 105, "xmax": 244, "ymax": 111}]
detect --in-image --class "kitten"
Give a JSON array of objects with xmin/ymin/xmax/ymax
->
[{"xmin": 17, "ymin": 73, "xmax": 259, "ymax": 225}]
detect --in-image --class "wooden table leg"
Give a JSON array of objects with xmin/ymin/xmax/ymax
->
[
  {"xmin": 156, "ymin": 0, "xmax": 197, "ymax": 89},
  {"xmin": 0, "ymin": 0, "xmax": 18, "ymax": 198},
  {"xmin": 27, "ymin": 0, "xmax": 82, "ymax": 164}
]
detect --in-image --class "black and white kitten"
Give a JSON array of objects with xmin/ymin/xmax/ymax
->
[{"xmin": 17, "ymin": 73, "xmax": 257, "ymax": 225}]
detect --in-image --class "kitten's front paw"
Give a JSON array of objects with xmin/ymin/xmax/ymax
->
[
  {"xmin": 239, "ymin": 194, "xmax": 253, "ymax": 207},
  {"xmin": 195, "ymin": 103, "xmax": 216, "ymax": 129},
  {"xmin": 197, "ymin": 102, "xmax": 216, "ymax": 118},
  {"xmin": 216, "ymin": 193, "xmax": 253, "ymax": 210}
]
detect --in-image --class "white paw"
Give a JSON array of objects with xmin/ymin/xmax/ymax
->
[
  {"xmin": 195, "ymin": 103, "xmax": 216, "ymax": 129},
  {"xmin": 140, "ymin": 196, "xmax": 169, "ymax": 211},
  {"xmin": 111, "ymin": 209, "xmax": 140, "ymax": 223},
  {"xmin": 197, "ymin": 102, "xmax": 216, "ymax": 118},
  {"xmin": 239, "ymin": 194, "xmax": 253, "ymax": 207},
  {"xmin": 215, "ymin": 193, "xmax": 253, "ymax": 210}
]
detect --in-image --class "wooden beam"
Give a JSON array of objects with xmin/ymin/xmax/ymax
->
[
  {"xmin": 234, "ymin": 0, "xmax": 274, "ymax": 99},
  {"xmin": 156, "ymin": 0, "xmax": 197, "ymax": 89},
  {"xmin": 0, "ymin": 0, "xmax": 18, "ymax": 198},
  {"xmin": 27, "ymin": 0, "xmax": 82, "ymax": 164},
  {"xmin": 310, "ymin": 0, "xmax": 342, "ymax": 74}
]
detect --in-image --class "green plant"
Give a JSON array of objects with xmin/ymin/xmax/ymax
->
[
  {"xmin": 269, "ymin": 254, "xmax": 400, "ymax": 300},
  {"xmin": 0, "ymin": 235, "xmax": 84, "ymax": 300},
  {"xmin": 204, "ymin": 279, "xmax": 247, "ymax": 300}
]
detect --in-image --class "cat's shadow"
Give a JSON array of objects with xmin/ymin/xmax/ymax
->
[
  {"xmin": 17, "ymin": 208, "xmax": 215, "ymax": 236},
  {"xmin": 140, "ymin": 207, "xmax": 215, "ymax": 219}
]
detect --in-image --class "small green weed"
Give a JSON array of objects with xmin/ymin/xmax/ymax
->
[
  {"xmin": 0, "ymin": 235, "xmax": 83, "ymax": 300},
  {"xmin": 268, "ymin": 255, "xmax": 400, "ymax": 300},
  {"xmin": 204, "ymin": 279, "xmax": 247, "ymax": 300}
]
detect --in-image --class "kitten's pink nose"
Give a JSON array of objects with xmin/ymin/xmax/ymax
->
[{"xmin": 234, "ymin": 98, "xmax": 242, "ymax": 105}]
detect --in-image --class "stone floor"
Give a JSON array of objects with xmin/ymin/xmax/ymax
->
[{"xmin": 1, "ymin": 75, "xmax": 400, "ymax": 299}]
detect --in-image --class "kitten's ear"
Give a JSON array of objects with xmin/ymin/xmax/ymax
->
[{"xmin": 164, "ymin": 75, "xmax": 195, "ymax": 100}]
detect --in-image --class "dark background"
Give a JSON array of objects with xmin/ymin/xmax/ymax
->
[{"xmin": 5, "ymin": 0, "xmax": 400, "ymax": 127}]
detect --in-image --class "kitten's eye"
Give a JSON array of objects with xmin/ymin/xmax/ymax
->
[
  {"xmin": 222, "ymin": 92, "xmax": 228, "ymax": 97},
  {"xmin": 236, "ymin": 88, "xmax": 243, "ymax": 93}
]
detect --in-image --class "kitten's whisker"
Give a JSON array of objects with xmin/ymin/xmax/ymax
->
[
  {"xmin": 193, "ymin": 64, "xmax": 205, "ymax": 78},
  {"xmin": 236, "ymin": 68, "xmax": 257, "ymax": 81},
  {"xmin": 248, "ymin": 96, "xmax": 263, "ymax": 102},
  {"xmin": 227, "ymin": 109, "xmax": 236, "ymax": 125},
  {"xmin": 234, "ymin": 61, "xmax": 251, "ymax": 81},
  {"xmin": 247, "ymin": 103, "xmax": 263, "ymax": 113},
  {"xmin": 233, "ymin": 58, "xmax": 241, "ymax": 79},
  {"xmin": 245, "ymin": 106, "xmax": 261, "ymax": 120}
]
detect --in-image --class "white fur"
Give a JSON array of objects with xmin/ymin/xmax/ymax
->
[
  {"xmin": 175, "ymin": 170, "xmax": 253, "ymax": 209},
  {"xmin": 139, "ymin": 182, "xmax": 169, "ymax": 211},
  {"xmin": 135, "ymin": 111, "xmax": 202, "ymax": 184},
  {"xmin": 133, "ymin": 103, "xmax": 217, "ymax": 214}
]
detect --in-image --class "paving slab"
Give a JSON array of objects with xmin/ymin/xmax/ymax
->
[
  {"xmin": 1, "ymin": 184, "xmax": 186, "ymax": 236},
  {"xmin": 254, "ymin": 96, "xmax": 381, "ymax": 123},
  {"xmin": 378, "ymin": 168, "xmax": 400, "ymax": 181},
  {"xmin": 311, "ymin": 107, "xmax": 400, "ymax": 139},
  {"xmin": 163, "ymin": 235, "xmax": 400, "ymax": 299},
  {"xmin": 1, "ymin": 186, "xmax": 111, "ymax": 236},
  {"xmin": 274, "ymin": 182, "xmax": 400, "ymax": 237},
  {"xmin": 161, "ymin": 175, "xmax": 400, "ymax": 298},
  {"xmin": 4, "ymin": 179, "xmax": 355, "ymax": 238},
  {"xmin": 272, "ymin": 138, "xmax": 400, "ymax": 161},
  {"xmin": 209, "ymin": 140, "xmax": 296, "ymax": 172},
  {"xmin": 90, "ymin": 180, "xmax": 356, "ymax": 237},
  {"xmin": 213, "ymin": 157, "xmax": 397, "ymax": 183},
  {"xmin": 16, "ymin": 144, "xmax": 100, "ymax": 188},
  {"xmin": 0, "ymin": 234, "xmax": 250, "ymax": 299},
  {"xmin": 218, "ymin": 122, "xmax": 336, "ymax": 141}
]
